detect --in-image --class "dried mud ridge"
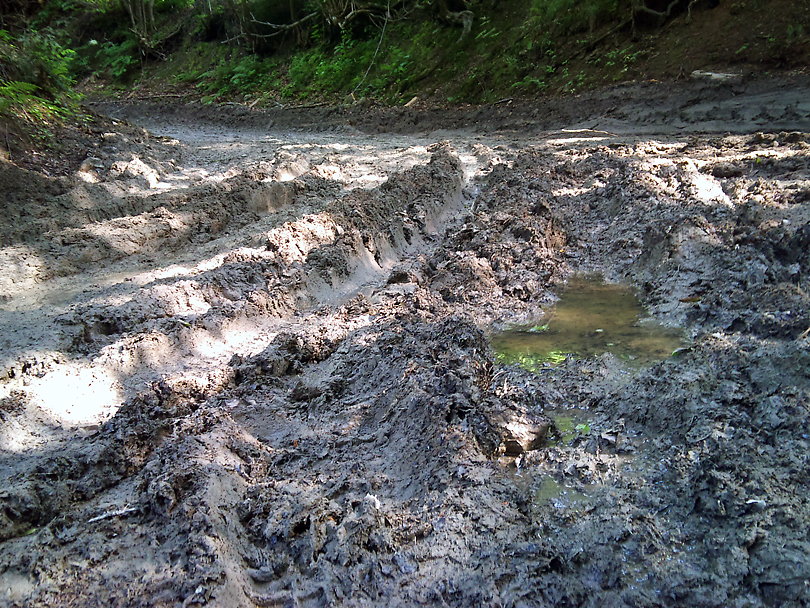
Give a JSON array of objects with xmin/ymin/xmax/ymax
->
[{"xmin": 1, "ymin": 78, "xmax": 809, "ymax": 607}]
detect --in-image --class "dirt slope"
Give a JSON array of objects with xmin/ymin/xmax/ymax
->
[{"xmin": 0, "ymin": 76, "xmax": 809, "ymax": 607}]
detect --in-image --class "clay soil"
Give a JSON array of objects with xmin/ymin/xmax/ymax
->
[{"xmin": 1, "ymin": 74, "xmax": 809, "ymax": 607}]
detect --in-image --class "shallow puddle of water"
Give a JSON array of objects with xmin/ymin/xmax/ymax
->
[
  {"xmin": 546, "ymin": 408, "xmax": 592, "ymax": 446},
  {"xmin": 492, "ymin": 275, "xmax": 684, "ymax": 370},
  {"xmin": 534, "ymin": 477, "xmax": 591, "ymax": 509},
  {"xmin": 504, "ymin": 464, "xmax": 593, "ymax": 510}
]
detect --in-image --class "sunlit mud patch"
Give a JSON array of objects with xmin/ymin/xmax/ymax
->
[
  {"xmin": 492, "ymin": 275, "xmax": 685, "ymax": 369},
  {"xmin": 22, "ymin": 365, "xmax": 121, "ymax": 427}
]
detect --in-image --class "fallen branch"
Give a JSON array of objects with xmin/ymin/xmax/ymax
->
[
  {"xmin": 134, "ymin": 93, "xmax": 189, "ymax": 99},
  {"xmin": 250, "ymin": 11, "xmax": 317, "ymax": 37},
  {"xmin": 87, "ymin": 505, "xmax": 140, "ymax": 524},
  {"xmin": 288, "ymin": 101, "xmax": 329, "ymax": 109},
  {"xmin": 634, "ymin": 0, "xmax": 681, "ymax": 19}
]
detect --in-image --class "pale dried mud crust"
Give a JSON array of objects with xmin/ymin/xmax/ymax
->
[{"xmin": 0, "ymin": 77, "xmax": 809, "ymax": 608}]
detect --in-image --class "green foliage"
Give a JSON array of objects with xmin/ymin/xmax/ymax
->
[
  {"xmin": 786, "ymin": 23, "xmax": 805, "ymax": 44},
  {"xmin": 495, "ymin": 349, "xmax": 571, "ymax": 372},
  {"xmin": 3, "ymin": 0, "xmax": 637, "ymax": 107},
  {"xmin": 31, "ymin": 0, "xmax": 96, "ymax": 31},
  {"xmin": 0, "ymin": 28, "xmax": 77, "ymax": 97},
  {"xmin": 10, "ymin": 0, "xmax": 777, "ymax": 110},
  {"xmin": 0, "ymin": 80, "xmax": 63, "ymax": 121},
  {"xmin": 529, "ymin": 0, "xmax": 622, "ymax": 34},
  {"xmin": 0, "ymin": 28, "xmax": 79, "ymax": 125},
  {"xmin": 284, "ymin": 48, "xmax": 338, "ymax": 98},
  {"xmin": 574, "ymin": 423, "xmax": 591, "ymax": 435},
  {"xmin": 189, "ymin": 54, "xmax": 282, "ymax": 101},
  {"xmin": 511, "ymin": 76, "xmax": 548, "ymax": 93},
  {"xmin": 590, "ymin": 45, "xmax": 642, "ymax": 80},
  {"xmin": 81, "ymin": 39, "xmax": 141, "ymax": 79},
  {"xmin": 365, "ymin": 45, "xmax": 412, "ymax": 93},
  {"xmin": 475, "ymin": 16, "xmax": 501, "ymax": 41},
  {"xmin": 64, "ymin": 0, "xmax": 196, "ymax": 81},
  {"xmin": 282, "ymin": 32, "xmax": 395, "ymax": 99}
]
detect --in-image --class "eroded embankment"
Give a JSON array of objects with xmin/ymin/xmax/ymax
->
[{"xmin": 0, "ymin": 107, "xmax": 809, "ymax": 608}]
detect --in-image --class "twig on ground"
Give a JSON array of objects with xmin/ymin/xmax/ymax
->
[
  {"xmin": 288, "ymin": 102, "xmax": 329, "ymax": 109},
  {"xmin": 87, "ymin": 505, "xmax": 140, "ymax": 524}
]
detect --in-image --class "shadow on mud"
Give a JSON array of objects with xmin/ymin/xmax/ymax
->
[{"xmin": 1, "ymin": 108, "xmax": 810, "ymax": 606}]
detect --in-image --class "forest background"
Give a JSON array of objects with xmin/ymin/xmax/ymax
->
[{"xmin": 0, "ymin": 0, "xmax": 808, "ymax": 145}]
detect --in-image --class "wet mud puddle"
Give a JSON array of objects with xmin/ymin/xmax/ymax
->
[
  {"xmin": 494, "ymin": 277, "xmax": 677, "ymax": 513},
  {"xmin": 534, "ymin": 477, "xmax": 590, "ymax": 509},
  {"xmin": 507, "ymin": 408, "xmax": 597, "ymax": 510},
  {"xmin": 492, "ymin": 275, "xmax": 685, "ymax": 370}
]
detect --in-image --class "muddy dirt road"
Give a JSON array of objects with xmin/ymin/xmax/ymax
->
[{"xmin": 1, "ymin": 76, "xmax": 809, "ymax": 607}]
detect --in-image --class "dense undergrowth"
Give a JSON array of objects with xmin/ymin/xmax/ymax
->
[
  {"xmin": 0, "ymin": 0, "xmax": 808, "ymax": 130},
  {"xmin": 0, "ymin": 27, "xmax": 79, "ymax": 132},
  {"xmin": 134, "ymin": 0, "xmax": 662, "ymax": 104},
  {"xmin": 98, "ymin": 0, "xmax": 808, "ymax": 104}
]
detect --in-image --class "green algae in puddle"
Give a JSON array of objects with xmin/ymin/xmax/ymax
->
[
  {"xmin": 492, "ymin": 275, "xmax": 684, "ymax": 370},
  {"xmin": 547, "ymin": 409, "xmax": 592, "ymax": 446},
  {"xmin": 535, "ymin": 478, "xmax": 590, "ymax": 509}
]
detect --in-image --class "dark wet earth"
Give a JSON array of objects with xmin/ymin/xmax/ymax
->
[{"xmin": 0, "ymin": 77, "xmax": 809, "ymax": 607}]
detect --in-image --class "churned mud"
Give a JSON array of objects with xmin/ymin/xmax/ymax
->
[{"xmin": 1, "ymin": 75, "xmax": 809, "ymax": 607}]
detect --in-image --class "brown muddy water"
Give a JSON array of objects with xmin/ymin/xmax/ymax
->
[
  {"xmin": 534, "ymin": 477, "xmax": 590, "ymax": 508},
  {"xmin": 491, "ymin": 275, "xmax": 685, "ymax": 370}
]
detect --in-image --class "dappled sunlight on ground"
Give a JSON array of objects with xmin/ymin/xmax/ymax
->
[
  {"xmin": 1, "ymin": 91, "xmax": 808, "ymax": 605},
  {"xmin": 25, "ymin": 364, "xmax": 122, "ymax": 427}
]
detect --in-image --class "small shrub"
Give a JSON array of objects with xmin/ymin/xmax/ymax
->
[
  {"xmin": 195, "ymin": 54, "xmax": 281, "ymax": 99},
  {"xmin": 0, "ymin": 29, "xmax": 79, "ymax": 125},
  {"xmin": 0, "ymin": 29, "xmax": 77, "ymax": 98},
  {"xmin": 92, "ymin": 39, "xmax": 140, "ymax": 79}
]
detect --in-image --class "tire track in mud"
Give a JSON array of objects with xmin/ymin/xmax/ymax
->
[
  {"xmin": 0, "ymin": 134, "xmax": 475, "ymax": 566},
  {"xmin": 0, "ymin": 128, "xmax": 463, "ymax": 433},
  {"xmin": 1, "ymin": 90, "xmax": 810, "ymax": 607}
]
